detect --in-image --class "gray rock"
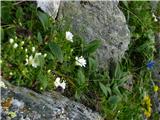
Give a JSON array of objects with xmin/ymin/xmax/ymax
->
[
  {"xmin": 36, "ymin": 0, "xmax": 60, "ymax": 19},
  {"xmin": 57, "ymin": 1, "xmax": 130, "ymax": 69},
  {"xmin": 1, "ymin": 80, "xmax": 103, "ymax": 120},
  {"xmin": 153, "ymin": 33, "xmax": 160, "ymax": 80}
]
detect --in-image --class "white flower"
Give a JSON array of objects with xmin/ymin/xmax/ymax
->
[
  {"xmin": 32, "ymin": 53, "xmax": 41, "ymax": 68},
  {"xmin": 54, "ymin": 77, "xmax": 66, "ymax": 90},
  {"xmin": 152, "ymin": 13, "xmax": 156, "ymax": 18},
  {"xmin": 44, "ymin": 53, "xmax": 47, "ymax": 58},
  {"xmin": 32, "ymin": 47, "xmax": 35, "ymax": 52},
  {"xmin": 21, "ymin": 41, "xmax": 24, "ymax": 45},
  {"xmin": 26, "ymin": 55, "xmax": 28, "ymax": 58},
  {"xmin": 154, "ymin": 17, "xmax": 158, "ymax": 22},
  {"xmin": 40, "ymin": 87, "xmax": 43, "ymax": 90},
  {"xmin": 32, "ymin": 60, "xmax": 39, "ymax": 68},
  {"xmin": 47, "ymin": 69, "xmax": 51, "ymax": 73},
  {"xmin": 32, "ymin": 53, "xmax": 42, "ymax": 68},
  {"xmin": 25, "ymin": 48, "xmax": 28, "ymax": 52},
  {"xmin": 0, "ymin": 80, "xmax": 7, "ymax": 88},
  {"xmin": 25, "ymin": 55, "xmax": 34, "ymax": 65},
  {"xmin": 75, "ymin": 56, "xmax": 86, "ymax": 67},
  {"xmin": 152, "ymin": 13, "xmax": 158, "ymax": 22},
  {"xmin": 9, "ymin": 38, "xmax": 14, "ymax": 44},
  {"xmin": 66, "ymin": 31, "xmax": 73, "ymax": 42},
  {"xmin": 9, "ymin": 72, "xmax": 13, "ymax": 76},
  {"xmin": 13, "ymin": 43, "xmax": 18, "ymax": 48},
  {"xmin": 25, "ymin": 53, "xmax": 42, "ymax": 68},
  {"xmin": 35, "ymin": 52, "xmax": 42, "ymax": 56}
]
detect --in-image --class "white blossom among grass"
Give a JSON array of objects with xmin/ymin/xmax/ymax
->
[
  {"xmin": 54, "ymin": 77, "xmax": 66, "ymax": 90},
  {"xmin": 13, "ymin": 43, "xmax": 18, "ymax": 48},
  {"xmin": 25, "ymin": 55, "xmax": 34, "ymax": 66},
  {"xmin": 75, "ymin": 56, "xmax": 86, "ymax": 67},
  {"xmin": 9, "ymin": 38, "xmax": 14, "ymax": 44},
  {"xmin": 32, "ymin": 47, "xmax": 35, "ymax": 52},
  {"xmin": 66, "ymin": 31, "xmax": 73, "ymax": 42},
  {"xmin": 44, "ymin": 53, "xmax": 47, "ymax": 58},
  {"xmin": 25, "ymin": 53, "xmax": 42, "ymax": 68},
  {"xmin": 21, "ymin": 41, "xmax": 24, "ymax": 45},
  {"xmin": 152, "ymin": 13, "xmax": 158, "ymax": 22},
  {"xmin": 25, "ymin": 48, "xmax": 28, "ymax": 52}
]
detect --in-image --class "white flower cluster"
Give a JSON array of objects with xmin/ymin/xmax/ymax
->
[
  {"xmin": 54, "ymin": 77, "xmax": 66, "ymax": 90},
  {"xmin": 9, "ymin": 38, "xmax": 18, "ymax": 48},
  {"xmin": 25, "ymin": 53, "xmax": 42, "ymax": 68},
  {"xmin": 75, "ymin": 56, "xmax": 86, "ymax": 67},
  {"xmin": 25, "ymin": 52, "xmax": 47, "ymax": 68}
]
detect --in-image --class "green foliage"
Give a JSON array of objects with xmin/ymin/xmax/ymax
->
[
  {"xmin": 49, "ymin": 42, "xmax": 63, "ymax": 63},
  {"xmin": 1, "ymin": 1, "xmax": 159, "ymax": 120},
  {"xmin": 37, "ymin": 32, "xmax": 43, "ymax": 44},
  {"xmin": 37, "ymin": 11, "xmax": 50, "ymax": 31},
  {"xmin": 84, "ymin": 40, "xmax": 101, "ymax": 54}
]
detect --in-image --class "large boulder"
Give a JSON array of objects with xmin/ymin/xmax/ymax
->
[
  {"xmin": 37, "ymin": 1, "xmax": 130, "ymax": 69},
  {"xmin": 1, "ymin": 80, "xmax": 103, "ymax": 120}
]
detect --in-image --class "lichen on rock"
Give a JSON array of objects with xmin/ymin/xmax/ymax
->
[{"xmin": 1, "ymin": 80, "xmax": 103, "ymax": 120}]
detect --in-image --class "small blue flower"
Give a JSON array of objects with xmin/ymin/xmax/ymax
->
[{"xmin": 147, "ymin": 61, "xmax": 155, "ymax": 69}]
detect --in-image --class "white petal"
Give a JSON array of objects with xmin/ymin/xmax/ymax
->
[
  {"xmin": 32, "ymin": 47, "xmax": 35, "ymax": 52},
  {"xmin": 60, "ymin": 81, "xmax": 66, "ymax": 89},
  {"xmin": 54, "ymin": 77, "xmax": 61, "ymax": 87},
  {"xmin": 13, "ymin": 43, "xmax": 18, "ymax": 48},
  {"xmin": 9, "ymin": 38, "xmax": 14, "ymax": 44},
  {"xmin": 66, "ymin": 31, "xmax": 73, "ymax": 42},
  {"xmin": 75, "ymin": 56, "xmax": 86, "ymax": 67}
]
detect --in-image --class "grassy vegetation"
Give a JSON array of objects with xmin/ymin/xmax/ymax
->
[{"xmin": 1, "ymin": 1, "xmax": 160, "ymax": 120}]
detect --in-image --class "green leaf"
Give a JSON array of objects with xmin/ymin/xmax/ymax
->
[
  {"xmin": 37, "ymin": 32, "xmax": 43, "ymax": 44},
  {"xmin": 16, "ymin": 7, "xmax": 23, "ymax": 19},
  {"xmin": 108, "ymin": 95, "xmax": 121, "ymax": 105},
  {"xmin": 37, "ymin": 72, "xmax": 48, "ymax": 89},
  {"xmin": 122, "ymin": 1, "xmax": 128, "ymax": 8},
  {"xmin": 99, "ymin": 82, "xmax": 108, "ymax": 97},
  {"xmin": 77, "ymin": 69, "xmax": 85, "ymax": 85},
  {"xmin": 39, "ymin": 55, "xmax": 45, "ymax": 68},
  {"xmin": 75, "ymin": 90, "xmax": 81, "ymax": 100},
  {"xmin": 106, "ymin": 84, "xmax": 112, "ymax": 95},
  {"xmin": 113, "ymin": 86, "xmax": 121, "ymax": 96},
  {"xmin": 88, "ymin": 57, "xmax": 97, "ymax": 72},
  {"xmin": 49, "ymin": 42, "xmax": 63, "ymax": 63},
  {"xmin": 37, "ymin": 11, "xmax": 49, "ymax": 31},
  {"xmin": 1, "ymin": 27, "xmax": 4, "ymax": 41},
  {"xmin": 1, "ymin": 2, "xmax": 13, "ymax": 23},
  {"xmin": 84, "ymin": 40, "xmax": 101, "ymax": 54}
]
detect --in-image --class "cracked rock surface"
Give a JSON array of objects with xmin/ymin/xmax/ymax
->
[{"xmin": 1, "ymin": 80, "xmax": 103, "ymax": 120}]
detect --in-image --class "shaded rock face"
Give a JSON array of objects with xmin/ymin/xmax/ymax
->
[
  {"xmin": 153, "ymin": 33, "xmax": 160, "ymax": 80},
  {"xmin": 57, "ymin": 1, "xmax": 130, "ymax": 69},
  {"xmin": 1, "ymin": 80, "xmax": 103, "ymax": 120}
]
